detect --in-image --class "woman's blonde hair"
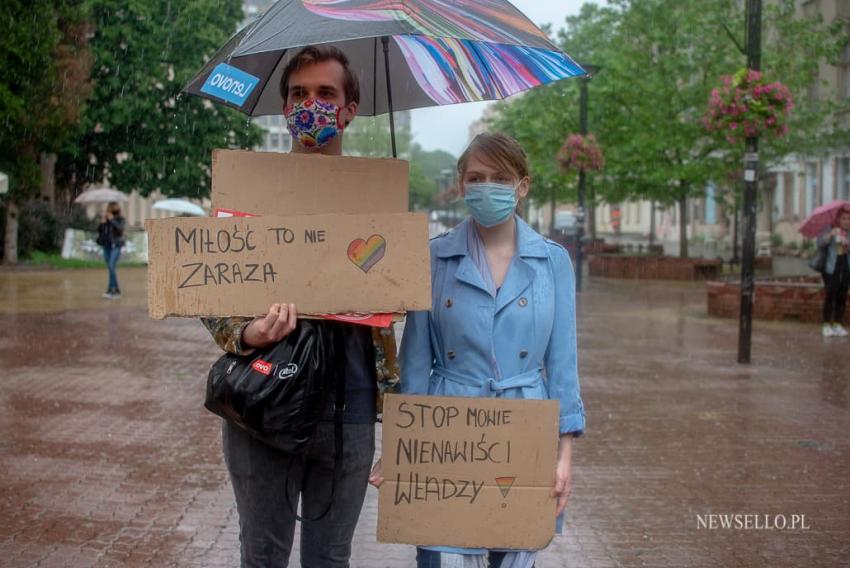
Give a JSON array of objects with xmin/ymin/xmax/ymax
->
[{"xmin": 457, "ymin": 132, "xmax": 530, "ymax": 182}]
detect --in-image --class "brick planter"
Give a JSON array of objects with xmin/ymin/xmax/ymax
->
[
  {"xmin": 588, "ymin": 254, "xmax": 722, "ymax": 281},
  {"xmin": 706, "ymin": 276, "xmax": 844, "ymax": 323},
  {"xmin": 585, "ymin": 240, "xmax": 621, "ymax": 255}
]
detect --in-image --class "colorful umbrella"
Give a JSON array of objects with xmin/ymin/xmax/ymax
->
[
  {"xmin": 799, "ymin": 200, "xmax": 850, "ymax": 239},
  {"xmin": 183, "ymin": 0, "xmax": 586, "ymax": 155}
]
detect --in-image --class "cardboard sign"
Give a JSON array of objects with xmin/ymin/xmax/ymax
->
[
  {"xmin": 145, "ymin": 213, "xmax": 430, "ymax": 319},
  {"xmin": 211, "ymin": 150, "xmax": 409, "ymax": 216},
  {"xmin": 378, "ymin": 394, "xmax": 559, "ymax": 550}
]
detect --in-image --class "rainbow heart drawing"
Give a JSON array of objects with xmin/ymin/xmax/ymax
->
[
  {"xmin": 495, "ymin": 476, "xmax": 516, "ymax": 498},
  {"xmin": 347, "ymin": 235, "xmax": 387, "ymax": 273}
]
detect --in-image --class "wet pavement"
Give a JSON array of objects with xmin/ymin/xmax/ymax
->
[{"xmin": 0, "ymin": 267, "xmax": 848, "ymax": 567}]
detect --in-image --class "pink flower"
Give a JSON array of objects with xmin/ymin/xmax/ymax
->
[{"xmin": 730, "ymin": 122, "xmax": 738, "ymax": 130}]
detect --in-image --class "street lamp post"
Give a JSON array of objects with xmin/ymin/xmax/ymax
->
[
  {"xmin": 738, "ymin": 0, "xmax": 762, "ymax": 364},
  {"xmin": 575, "ymin": 63, "xmax": 598, "ymax": 293}
]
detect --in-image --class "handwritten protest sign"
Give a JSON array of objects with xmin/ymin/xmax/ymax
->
[
  {"xmin": 378, "ymin": 394, "xmax": 559, "ymax": 550},
  {"xmin": 145, "ymin": 213, "xmax": 430, "ymax": 319},
  {"xmin": 211, "ymin": 150, "xmax": 409, "ymax": 216}
]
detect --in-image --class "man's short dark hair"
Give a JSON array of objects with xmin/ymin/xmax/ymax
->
[{"xmin": 279, "ymin": 45, "xmax": 360, "ymax": 106}]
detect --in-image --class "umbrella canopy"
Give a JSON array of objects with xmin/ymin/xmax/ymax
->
[
  {"xmin": 799, "ymin": 200, "xmax": 850, "ymax": 239},
  {"xmin": 183, "ymin": 0, "xmax": 586, "ymax": 117},
  {"xmin": 153, "ymin": 198, "xmax": 206, "ymax": 216},
  {"xmin": 74, "ymin": 187, "xmax": 129, "ymax": 204}
]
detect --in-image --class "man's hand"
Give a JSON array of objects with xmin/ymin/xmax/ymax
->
[
  {"xmin": 242, "ymin": 303, "xmax": 298, "ymax": 349},
  {"xmin": 552, "ymin": 435, "xmax": 573, "ymax": 517},
  {"xmin": 368, "ymin": 458, "xmax": 384, "ymax": 488}
]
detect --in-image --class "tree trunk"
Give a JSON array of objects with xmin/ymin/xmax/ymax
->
[
  {"xmin": 649, "ymin": 200, "xmax": 656, "ymax": 246},
  {"xmin": 40, "ymin": 152, "xmax": 57, "ymax": 205},
  {"xmin": 3, "ymin": 201, "xmax": 19, "ymax": 265},
  {"xmin": 549, "ymin": 190, "xmax": 556, "ymax": 237},
  {"xmin": 678, "ymin": 195, "xmax": 688, "ymax": 259}
]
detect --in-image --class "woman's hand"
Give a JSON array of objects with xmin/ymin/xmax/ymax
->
[
  {"xmin": 369, "ymin": 458, "xmax": 384, "ymax": 488},
  {"xmin": 242, "ymin": 303, "xmax": 297, "ymax": 349},
  {"xmin": 552, "ymin": 435, "xmax": 573, "ymax": 516}
]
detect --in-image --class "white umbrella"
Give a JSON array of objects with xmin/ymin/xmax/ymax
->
[
  {"xmin": 152, "ymin": 198, "xmax": 206, "ymax": 216},
  {"xmin": 74, "ymin": 187, "xmax": 129, "ymax": 204}
]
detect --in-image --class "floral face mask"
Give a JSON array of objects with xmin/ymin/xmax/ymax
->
[{"xmin": 283, "ymin": 98, "xmax": 343, "ymax": 149}]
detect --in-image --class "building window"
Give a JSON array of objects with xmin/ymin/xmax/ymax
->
[
  {"xmin": 805, "ymin": 162, "xmax": 818, "ymax": 216},
  {"xmin": 839, "ymin": 157, "xmax": 850, "ymax": 201}
]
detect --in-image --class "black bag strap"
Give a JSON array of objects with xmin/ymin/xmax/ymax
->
[{"xmin": 286, "ymin": 326, "xmax": 346, "ymax": 523}]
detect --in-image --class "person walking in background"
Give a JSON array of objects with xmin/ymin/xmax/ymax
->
[
  {"xmin": 97, "ymin": 201, "xmax": 125, "ymax": 299},
  {"xmin": 818, "ymin": 207, "xmax": 850, "ymax": 337}
]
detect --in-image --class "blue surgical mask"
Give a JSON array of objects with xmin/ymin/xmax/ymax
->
[{"xmin": 463, "ymin": 182, "xmax": 518, "ymax": 227}]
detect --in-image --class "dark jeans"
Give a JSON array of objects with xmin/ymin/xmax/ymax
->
[
  {"xmin": 223, "ymin": 420, "xmax": 375, "ymax": 568},
  {"xmin": 416, "ymin": 550, "xmax": 534, "ymax": 568},
  {"xmin": 822, "ymin": 257, "xmax": 850, "ymax": 324},
  {"xmin": 102, "ymin": 245, "xmax": 121, "ymax": 291}
]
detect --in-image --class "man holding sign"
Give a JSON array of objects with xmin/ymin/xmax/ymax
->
[{"xmin": 203, "ymin": 46, "xmax": 397, "ymax": 568}]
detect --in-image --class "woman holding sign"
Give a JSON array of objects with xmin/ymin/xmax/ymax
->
[{"xmin": 371, "ymin": 133, "xmax": 585, "ymax": 568}]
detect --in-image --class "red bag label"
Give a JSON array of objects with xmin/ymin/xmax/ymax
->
[{"xmin": 251, "ymin": 359, "xmax": 273, "ymax": 376}]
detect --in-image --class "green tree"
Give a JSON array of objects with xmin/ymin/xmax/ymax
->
[
  {"xmin": 408, "ymin": 143, "xmax": 457, "ymax": 210},
  {"xmin": 57, "ymin": 0, "xmax": 261, "ymax": 200},
  {"xmin": 344, "ymin": 113, "xmax": 454, "ymax": 211},
  {"xmin": 1, "ymin": 0, "xmax": 91, "ymax": 263},
  {"xmin": 492, "ymin": 0, "xmax": 846, "ymax": 257},
  {"xmin": 344, "ymin": 112, "xmax": 412, "ymax": 158}
]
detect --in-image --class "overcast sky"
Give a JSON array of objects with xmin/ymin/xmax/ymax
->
[{"xmin": 409, "ymin": 0, "xmax": 592, "ymax": 157}]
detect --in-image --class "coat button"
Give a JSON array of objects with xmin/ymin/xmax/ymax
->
[
  {"xmin": 519, "ymin": 350, "xmax": 528, "ymax": 359},
  {"xmin": 446, "ymin": 298, "xmax": 453, "ymax": 308},
  {"xmin": 518, "ymin": 297, "xmax": 528, "ymax": 307},
  {"xmin": 447, "ymin": 350, "xmax": 456, "ymax": 360}
]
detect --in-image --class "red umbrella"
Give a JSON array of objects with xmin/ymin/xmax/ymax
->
[{"xmin": 799, "ymin": 200, "xmax": 850, "ymax": 239}]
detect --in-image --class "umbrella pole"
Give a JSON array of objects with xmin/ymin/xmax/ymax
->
[{"xmin": 381, "ymin": 36, "xmax": 398, "ymax": 158}]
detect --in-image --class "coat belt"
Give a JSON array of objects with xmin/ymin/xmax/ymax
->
[{"xmin": 433, "ymin": 366, "xmax": 543, "ymax": 393}]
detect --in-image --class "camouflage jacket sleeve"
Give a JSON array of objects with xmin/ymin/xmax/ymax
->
[
  {"xmin": 201, "ymin": 317, "xmax": 256, "ymax": 356},
  {"xmin": 372, "ymin": 326, "xmax": 400, "ymax": 415}
]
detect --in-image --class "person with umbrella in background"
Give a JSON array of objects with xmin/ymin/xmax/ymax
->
[
  {"xmin": 96, "ymin": 201, "xmax": 126, "ymax": 299},
  {"xmin": 808, "ymin": 203, "xmax": 850, "ymax": 337}
]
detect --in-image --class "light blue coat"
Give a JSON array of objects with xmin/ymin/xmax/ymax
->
[
  {"xmin": 399, "ymin": 216, "xmax": 585, "ymax": 435},
  {"xmin": 398, "ymin": 216, "xmax": 585, "ymax": 554}
]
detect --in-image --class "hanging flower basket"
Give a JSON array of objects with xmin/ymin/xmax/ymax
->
[
  {"xmin": 557, "ymin": 133, "xmax": 605, "ymax": 173},
  {"xmin": 702, "ymin": 68, "xmax": 794, "ymax": 144}
]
